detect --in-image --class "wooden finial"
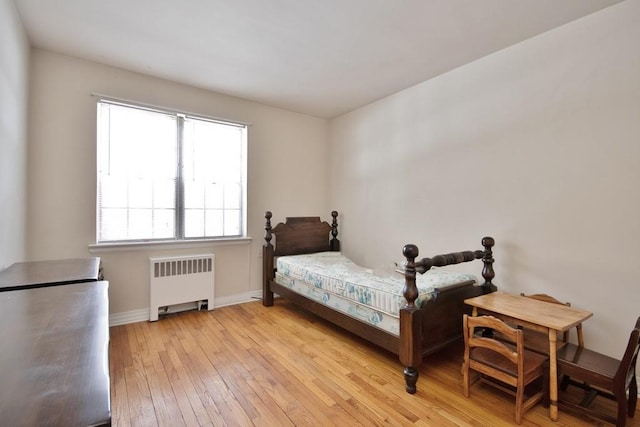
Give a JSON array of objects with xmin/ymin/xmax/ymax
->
[
  {"xmin": 481, "ymin": 236, "xmax": 496, "ymax": 292},
  {"xmin": 402, "ymin": 244, "xmax": 419, "ymax": 308},
  {"xmin": 330, "ymin": 211, "xmax": 340, "ymax": 251},
  {"xmin": 264, "ymin": 211, "xmax": 273, "ymax": 245}
]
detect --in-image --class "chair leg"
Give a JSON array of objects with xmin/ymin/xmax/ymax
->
[
  {"xmin": 579, "ymin": 388, "xmax": 598, "ymax": 407},
  {"xmin": 615, "ymin": 390, "xmax": 628, "ymax": 427},
  {"xmin": 629, "ymin": 375, "xmax": 637, "ymax": 417},
  {"xmin": 462, "ymin": 362, "xmax": 470, "ymax": 398},
  {"xmin": 515, "ymin": 386, "xmax": 524, "ymax": 424}
]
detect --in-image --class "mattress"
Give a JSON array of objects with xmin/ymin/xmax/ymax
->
[{"xmin": 274, "ymin": 251, "xmax": 476, "ymax": 336}]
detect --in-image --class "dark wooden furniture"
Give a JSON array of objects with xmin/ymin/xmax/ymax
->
[
  {"xmin": 0, "ymin": 257, "xmax": 101, "ymax": 291},
  {"xmin": 262, "ymin": 211, "xmax": 497, "ymax": 393},
  {"xmin": 0, "ymin": 281, "xmax": 111, "ymax": 426},
  {"xmin": 465, "ymin": 291, "xmax": 593, "ymax": 421},
  {"xmin": 557, "ymin": 316, "xmax": 639, "ymax": 427},
  {"xmin": 462, "ymin": 314, "xmax": 548, "ymax": 424}
]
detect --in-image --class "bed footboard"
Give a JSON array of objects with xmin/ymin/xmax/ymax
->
[{"xmin": 400, "ymin": 238, "xmax": 496, "ymax": 394}]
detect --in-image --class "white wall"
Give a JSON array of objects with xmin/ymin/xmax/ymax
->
[
  {"xmin": 27, "ymin": 50, "xmax": 329, "ymax": 318},
  {"xmin": 329, "ymin": 0, "xmax": 640, "ymax": 357},
  {"xmin": 0, "ymin": 0, "xmax": 29, "ymax": 269}
]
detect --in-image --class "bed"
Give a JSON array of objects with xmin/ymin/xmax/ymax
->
[{"xmin": 262, "ymin": 211, "xmax": 497, "ymax": 393}]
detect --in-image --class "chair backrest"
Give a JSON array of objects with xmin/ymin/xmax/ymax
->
[
  {"xmin": 520, "ymin": 293, "xmax": 569, "ymax": 306},
  {"xmin": 464, "ymin": 314, "xmax": 524, "ymax": 376},
  {"xmin": 520, "ymin": 293, "xmax": 572, "ymax": 342},
  {"xmin": 615, "ymin": 316, "xmax": 640, "ymax": 388}
]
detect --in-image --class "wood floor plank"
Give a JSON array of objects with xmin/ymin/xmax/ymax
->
[
  {"xmin": 109, "ymin": 326, "xmax": 132, "ymax": 427},
  {"xmin": 221, "ymin": 304, "xmax": 362, "ymax": 426},
  {"xmin": 177, "ymin": 330, "xmax": 250, "ymax": 426},
  {"xmin": 110, "ymin": 300, "xmax": 639, "ymax": 426},
  {"xmin": 157, "ymin": 345, "xmax": 206, "ymax": 427}
]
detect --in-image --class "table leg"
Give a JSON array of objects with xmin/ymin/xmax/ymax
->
[
  {"xmin": 549, "ymin": 329, "xmax": 558, "ymax": 421},
  {"xmin": 576, "ymin": 324, "xmax": 584, "ymax": 348}
]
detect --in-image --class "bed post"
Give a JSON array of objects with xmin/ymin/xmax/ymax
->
[
  {"xmin": 263, "ymin": 211, "xmax": 275, "ymax": 306},
  {"xmin": 480, "ymin": 236, "xmax": 496, "ymax": 293},
  {"xmin": 330, "ymin": 210, "xmax": 340, "ymax": 251},
  {"xmin": 399, "ymin": 243, "xmax": 422, "ymax": 394}
]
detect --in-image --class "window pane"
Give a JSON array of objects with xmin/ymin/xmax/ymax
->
[
  {"xmin": 153, "ymin": 209, "xmax": 175, "ymax": 239},
  {"xmin": 184, "ymin": 209, "xmax": 204, "ymax": 238},
  {"xmin": 99, "ymin": 175, "xmax": 128, "ymax": 208},
  {"xmin": 205, "ymin": 210, "xmax": 223, "ymax": 236},
  {"xmin": 205, "ymin": 183, "xmax": 224, "ymax": 209},
  {"xmin": 129, "ymin": 178, "xmax": 153, "ymax": 208},
  {"xmin": 184, "ymin": 180, "xmax": 205, "ymax": 209},
  {"xmin": 224, "ymin": 183, "xmax": 241, "ymax": 209},
  {"xmin": 97, "ymin": 101, "xmax": 177, "ymax": 242},
  {"xmin": 183, "ymin": 116, "xmax": 246, "ymax": 238},
  {"xmin": 153, "ymin": 178, "xmax": 176, "ymax": 209},
  {"xmin": 103, "ymin": 105, "xmax": 176, "ymax": 178},
  {"xmin": 100, "ymin": 208, "xmax": 127, "ymax": 241},
  {"xmin": 129, "ymin": 209, "xmax": 152, "ymax": 240},
  {"xmin": 224, "ymin": 209, "xmax": 241, "ymax": 236}
]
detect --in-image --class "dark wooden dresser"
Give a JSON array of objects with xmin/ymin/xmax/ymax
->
[
  {"xmin": 0, "ymin": 257, "xmax": 101, "ymax": 292},
  {"xmin": 0, "ymin": 258, "xmax": 110, "ymax": 426}
]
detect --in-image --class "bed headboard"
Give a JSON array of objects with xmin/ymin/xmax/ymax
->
[{"xmin": 264, "ymin": 211, "xmax": 340, "ymax": 256}]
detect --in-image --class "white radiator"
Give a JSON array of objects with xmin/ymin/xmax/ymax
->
[{"xmin": 149, "ymin": 254, "xmax": 215, "ymax": 321}]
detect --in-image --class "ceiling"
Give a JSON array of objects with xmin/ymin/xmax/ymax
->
[{"xmin": 14, "ymin": 0, "xmax": 622, "ymax": 118}]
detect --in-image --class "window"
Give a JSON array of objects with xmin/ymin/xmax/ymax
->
[{"xmin": 96, "ymin": 99, "xmax": 247, "ymax": 243}]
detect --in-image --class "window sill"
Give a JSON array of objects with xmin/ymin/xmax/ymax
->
[{"xmin": 88, "ymin": 237, "xmax": 252, "ymax": 254}]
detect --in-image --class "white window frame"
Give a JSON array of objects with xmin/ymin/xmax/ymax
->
[{"xmin": 94, "ymin": 97, "xmax": 248, "ymax": 245}]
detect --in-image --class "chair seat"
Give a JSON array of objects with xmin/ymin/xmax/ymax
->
[
  {"xmin": 557, "ymin": 343, "xmax": 620, "ymax": 389},
  {"xmin": 471, "ymin": 346, "xmax": 548, "ymax": 379}
]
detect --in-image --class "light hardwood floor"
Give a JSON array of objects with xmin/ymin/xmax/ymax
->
[{"xmin": 110, "ymin": 300, "xmax": 637, "ymax": 426}]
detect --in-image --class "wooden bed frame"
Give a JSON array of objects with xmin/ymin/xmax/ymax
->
[{"xmin": 262, "ymin": 211, "xmax": 497, "ymax": 393}]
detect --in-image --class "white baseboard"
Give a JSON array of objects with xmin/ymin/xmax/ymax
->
[
  {"xmin": 215, "ymin": 290, "xmax": 263, "ymax": 309},
  {"xmin": 109, "ymin": 308, "xmax": 150, "ymax": 326},
  {"xmin": 109, "ymin": 290, "xmax": 263, "ymax": 326}
]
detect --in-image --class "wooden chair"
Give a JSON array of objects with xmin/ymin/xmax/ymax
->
[
  {"xmin": 462, "ymin": 314, "xmax": 549, "ymax": 424},
  {"xmin": 512, "ymin": 294, "xmax": 585, "ymax": 392},
  {"xmin": 556, "ymin": 316, "xmax": 640, "ymax": 427},
  {"xmin": 518, "ymin": 293, "xmax": 584, "ymax": 354},
  {"xmin": 493, "ymin": 293, "xmax": 584, "ymax": 355}
]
